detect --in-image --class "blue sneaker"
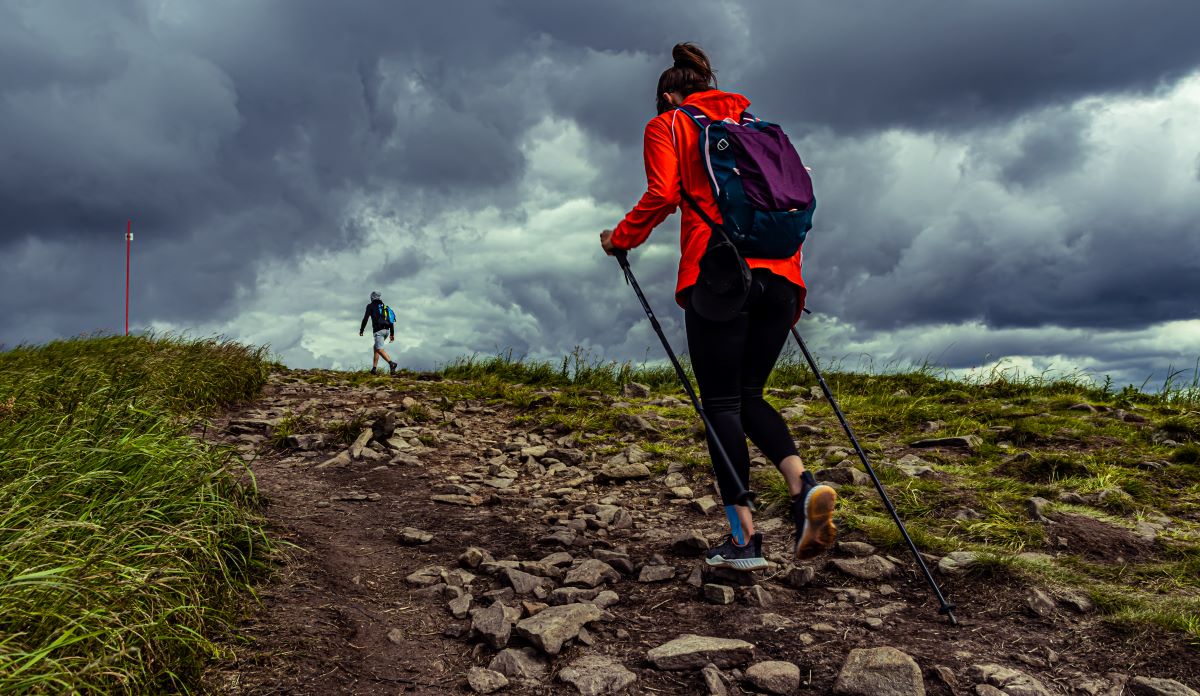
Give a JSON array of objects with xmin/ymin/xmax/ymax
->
[{"xmin": 705, "ymin": 532, "xmax": 767, "ymax": 571}]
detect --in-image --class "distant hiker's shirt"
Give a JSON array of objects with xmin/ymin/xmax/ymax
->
[
  {"xmin": 361, "ymin": 300, "xmax": 395, "ymax": 338},
  {"xmin": 610, "ymin": 89, "xmax": 806, "ymax": 318}
]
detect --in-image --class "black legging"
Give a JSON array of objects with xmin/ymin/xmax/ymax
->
[{"xmin": 685, "ymin": 269, "xmax": 801, "ymax": 506}]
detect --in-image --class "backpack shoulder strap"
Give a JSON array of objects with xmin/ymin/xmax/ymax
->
[{"xmin": 675, "ymin": 105, "xmax": 710, "ymax": 127}]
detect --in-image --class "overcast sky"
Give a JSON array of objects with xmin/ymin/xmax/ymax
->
[{"xmin": 3, "ymin": 1, "xmax": 1200, "ymax": 389}]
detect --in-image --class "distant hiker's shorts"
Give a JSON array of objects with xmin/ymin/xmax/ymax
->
[{"xmin": 373, "ymin": 329, "xmax": 390, "ymax": 350}]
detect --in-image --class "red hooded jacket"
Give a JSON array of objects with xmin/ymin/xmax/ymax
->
[{"xmin": 610, "ymin": 89, "xmax": 806, "ymax": 316}]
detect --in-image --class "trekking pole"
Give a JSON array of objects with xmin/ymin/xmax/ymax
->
[
  {"xmin": 790, "ymin": 324, "xmax": 958, "ymax": 625},
  {"xmin": 613, "ymin": 250, "xmax": 756, "ymax": 510}
]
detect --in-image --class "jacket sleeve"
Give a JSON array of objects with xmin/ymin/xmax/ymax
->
[
  {"xmin": 610, "ymin": 116, "xmax": 681, "ymax": 250},
  {"xmin": 360, "ymin": 305, "xmax": 370, "ymax": 333}
]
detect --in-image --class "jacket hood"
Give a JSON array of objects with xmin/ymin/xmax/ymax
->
[{"xmin": 682, "ymin": 89, "xmax": 751, "ymax": 121}]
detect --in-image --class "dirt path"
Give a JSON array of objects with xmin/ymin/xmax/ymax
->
[{"xmin": 202, "ymin": 372, "xmax": 1199, "ymax": 695}]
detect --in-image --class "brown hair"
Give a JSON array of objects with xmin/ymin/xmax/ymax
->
[{"xmin": 656, "ymin": 42, "xmax": 716, "ymax": 114}]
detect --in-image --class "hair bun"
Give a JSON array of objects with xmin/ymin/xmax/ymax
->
[{"xmin": 671, "ymin": 42, "xmax": 714, "ymax": 81}]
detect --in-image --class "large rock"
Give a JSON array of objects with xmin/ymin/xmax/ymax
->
[
  {"xmin": 405, "ymin": 565, "xmax": 448, "ymax": 586},
  {"xmin": 746, "ymin": 661, "xmax": 801, "ymax": 695},
  {"xmin": 1128, "ymin": 676, "xmax": 1200, "ymax": 696},
  {"xmin": 1056, "ymin": 590, "xmax": 1095, "ymax": 614},
  {"xmin": 622, "ymin": 382, "xmax": 651, "ymax": 398},
  {"xmin": 1026, "ymin": 588, "xmax": 1056, "ymax": 617},
  {"xmin": 702, "ymin": 663, "xmax": 729, "ymax": 695},
  {"xmin": 670, "ymin": 531, "xmax": 709, "ymax": 555},
  {"xmin": 838, "ymin": 541, "xmax": 877, "ymax": 557},
  {"xmin": 564, "ymin": 559, "xmax": 620, "ymax": 588},
  {"xmin": 704, "ymin": 584, "xmax": 735, "ymax": 605},
  {"xmin": 785, "ymin": 565, "xmax": 815, "ymax": 588},
  {"xmin": 598, "ymin": 463, "xmax": 652, "ymax": 481},
  {"xmin": 349, "ymin": 428, "xmax": 374, "ymax": 458},
  {"xmin": 938, "ymin": 551, "xmax": 980, "ymax": 574},
  {"xmin": 834, "ymin": 647, "xmax": 925, "ymax": 696},
  {"xmin": 910, "ymin": 435, "xmax": 981, "ymax": 450},
  {"xmin": 1026, "ymin": 497, "xmax": 1051, "ymax": 522},
  {"xmin": 638, "ymin": 564, "xmax": 675, "ymax": 583},
  {"xmin": 817, "ymin": 467, "xmax": 872, "ymax": 486},
  {"xmin": 969, "ymin": 664, "xmax": 1052, "ymax": 696},
  {"xmin": 830, "ymin": 555, "xmax": 898, "ymax": 580},
  {"xmin": 550, "ymin": 587, "xmax": 600, "ymax": 605},
  {"xmin": 397, "ymin": 527, "xmax": 433, "ymax": 545},
  {"xmin": 615, "ymin": 413, "xmax": 658, "ymax": 433},
  {"xmin": 557, "ymin": 655, "xmax": 638, "ymax": 695},
  {"xmin": 448, "ymin": 593, "xmax": 473, "ymax": 619},
  {"xmin": 316, "ymin": 450, "xmax": 352, "ymax": 469},
  {"xmin": 646, "ymin": 634, "xmax": 755, "ymax": 671},
  {"xmin": 503, "ymin": 568, "xmax": 552, "ymax": 596},
  {"xmin": 514, "ymin": 603, "xmax": 603, "ymax": 655},
  {"xmin": 489, "ymin": 647, "xmax": 548, "ymax": 680},
  {"xmin": 466, "ymin": 667, "xmax": 509, "ymax": 694},
  {"xmin": 470, "ymin": 602, "xmax": 511, "ymax": 649}
]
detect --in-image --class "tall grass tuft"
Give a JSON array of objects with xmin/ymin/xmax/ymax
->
[
  {"xmin": 440, "ymin": 347, "xmax": 682, "ymax": 393},
  {"xmin": 0, "ymin": 334, "xmax": 272, "ymax": 694}
]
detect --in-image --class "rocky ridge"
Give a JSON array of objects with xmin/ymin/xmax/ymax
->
[{"xmin": 201, "ymin": 371, "xmax": 1200, "ymax": 695}]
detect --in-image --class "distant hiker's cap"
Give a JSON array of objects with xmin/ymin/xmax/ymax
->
[
  {"xmin": 370, "ymin": 291, "xmax": 381, "ymax": 301},
  {"xmin": 690, "ymin": 241, "xmax": 752, "ymax": 322}
]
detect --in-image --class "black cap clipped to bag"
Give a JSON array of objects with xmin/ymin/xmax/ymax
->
[{"xmin": 690, "ymin": 238, "xmax": 752, "ymax": 321}]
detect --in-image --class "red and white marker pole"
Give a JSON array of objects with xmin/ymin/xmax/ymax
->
[{"xmin": 125, "ymin": 220, "xmax": 132, "ymax": 336}]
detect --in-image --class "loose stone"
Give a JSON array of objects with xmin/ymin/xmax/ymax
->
[
  {"xmin": 646, "ymin": 634, "xmax": 755, "ymax": 670},
  {"xmin": 488, "ymin": 647, "xmax": 548, "ymax": 680},
  {"xmin": 834, "ymin": 646, "xmax": 925, "ymax": 696},
  {"xmin": 514, "ymin": 603, "xmax": 603, "ymax": 655},
  {"xmin": 638, "ymin": 564, "xmax": 675, "ymax": 583},
  {"xmin": 704, "ymin": 583, "xmax": 735, "ymax": 605},
  {"xmin": 466, "ymin": 667, "xmax": 509, "ymax": 694},
  {"xmin": 831, "ymin": 555, "xmax": 898, "ymax": 580},
  {"xmin": 746, "ymin": 660, "xmax": 801, "ymax": 695},
  {"xmin": 557, "ymin": 655, "xmax": 638, "ymax": 695}
]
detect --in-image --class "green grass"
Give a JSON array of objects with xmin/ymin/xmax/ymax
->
[
  {"xmin": 0, "ymin": 335, "xmax": 271, "ymax": 694},
  {"xmin": 439, "ymin": 347, "xmax": 682, "ymax": 394}
]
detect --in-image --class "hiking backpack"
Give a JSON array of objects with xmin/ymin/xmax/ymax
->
[
  {"xmin": 375, "ymin": 303, "xmax": 396, "ymax": 324},
  {"xmin": 676, "ymin": 105, "xmax": 815, "ymax": 259}
]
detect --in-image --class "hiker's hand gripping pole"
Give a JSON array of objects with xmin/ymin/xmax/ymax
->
[
  {"xmin": 790, "ymin": 324, "xmax": 957, "ymax": 625},
  {"xmin": 613, "ymin": 250, "xmax": 756, "ymax": 510}
]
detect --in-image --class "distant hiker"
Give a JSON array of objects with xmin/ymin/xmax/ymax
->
[
  {"xmin": 359, "ymin": 291, "xmax": 398, "ymax": 375},
  {"xmin": 600, "ymin": 43, "xmax": 836, "ymax": 570}
]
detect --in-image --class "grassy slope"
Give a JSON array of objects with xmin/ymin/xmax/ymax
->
[
  {"xmin": 0, "ymin": 335, "xmax": 272, "ymax": 694},
  {"xmin": 297, "ymin": 349, "xmax": 1200, "ymax": 644}
]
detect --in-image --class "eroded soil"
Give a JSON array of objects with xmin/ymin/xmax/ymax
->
[{"xmin": 201, "ymin": 372, "xmax": 1199, "ymax": 695}]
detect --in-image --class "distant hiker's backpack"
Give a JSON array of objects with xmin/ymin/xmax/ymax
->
[
  {"xmin": 375, "ymin": 303, "xmax": 396, "ymax": 324},
  {"xmin": 676, "ymin": 105, "xmax": 815, "ymax": 259}
]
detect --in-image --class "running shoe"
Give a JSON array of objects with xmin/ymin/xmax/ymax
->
[
  {"xmin": 389, "ymin": 360, "xmax": 398, "ymax": 375},
  {"xmin": 705, "ymin": 532, "xmax": 767, "ymax": 571},
  {"xmin": 792, "ymin": 480, "xmax": 838, "ymax": 560}
]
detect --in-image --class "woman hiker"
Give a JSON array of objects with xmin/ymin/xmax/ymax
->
[{"xmin": 600, "ymin": 43, "xmax": 837, "ymax": 570}]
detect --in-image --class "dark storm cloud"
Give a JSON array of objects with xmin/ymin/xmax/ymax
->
[
  {"xmin": 736, "ymin": 0, "xmax": 1200, "ymax": 134},
  {"xmin": 3, "ymin": 0, "xmax": 1200, "ymax": 386},
  {"xmin": 0, "ymin": 0, "xmax": 549, "ymax": 343},
  {"xmin": 993, "ymin": 110, "xmax": 1091, "ymax": 188}
]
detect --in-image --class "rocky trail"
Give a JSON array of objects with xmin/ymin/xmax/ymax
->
[{"xmin": 201, "ymin": 371, "xmax": 1199, "ymax": 695}]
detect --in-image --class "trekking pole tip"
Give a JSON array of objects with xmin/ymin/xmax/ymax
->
[
  {"xmin": 939, "ymin": 603, "xmax": 959, "ymax": 626},
  {"xmin": 736, "ymin": 490, "xmax": 757, "ymax": 512}
]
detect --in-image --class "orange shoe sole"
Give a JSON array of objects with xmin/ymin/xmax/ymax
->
[{"xmin": 795, "ymin": 485, "xmax": 838, "ymax": 561}]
